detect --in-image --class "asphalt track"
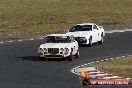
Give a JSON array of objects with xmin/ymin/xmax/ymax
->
[{"xmin": 0, "ymin": 31, "xmax": 132, "ymax": 88}]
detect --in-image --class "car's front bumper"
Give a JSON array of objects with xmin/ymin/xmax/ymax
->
[
  {"xmin": 38, "ymin": 52, "xmax": 64, "ymax": 58},
  {"xmin": 44, "ymin": 55, "xmax": 64, "ymax": 58},
  {"xmin": 38, "ymin": 48, "xmax": 71, "ymax": 58}
]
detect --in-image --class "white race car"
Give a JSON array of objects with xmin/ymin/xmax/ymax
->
[
  {"xmin": 66, "ymin": 23, "xmax": 105, "ymax": 46},
  {"xmin": 38, "ymin": 34, "xmax": 79, "ymax": 61}
]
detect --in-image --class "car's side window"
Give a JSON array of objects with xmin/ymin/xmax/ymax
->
[{"xmin": 69, "ymin": 26, "xmax": 75, "ymax": 32}]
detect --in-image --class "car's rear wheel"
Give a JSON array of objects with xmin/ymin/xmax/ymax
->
[
  {"xmin": 98, "ymin": 33, "xmax": 104, "ymax": 44},
  {"xmin": 98, "ymin": 36, "xmax": 104, "ymax": 44}
]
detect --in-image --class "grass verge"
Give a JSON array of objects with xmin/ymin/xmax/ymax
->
[
  {"xmin": 95, "ymin": 56, "xmax": 132, "ymax": 78},
  {"xmin": 0, "ymin": 0, "xmax": 132, "ymax": 39}
]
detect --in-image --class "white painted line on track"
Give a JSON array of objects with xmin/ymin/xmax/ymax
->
[
  {"xmin": 17, "ymin": 40, "xmax": 23, "ymax": 42},
  {"xmin": 91, "ymin": 62, "xmax": 95, "ymax": 64},
  {"xmin": 0, "ymin": 29, "xmax": 132, "ymax": 44},
  {"xmin": 71, "ymin": 54, "xmax": 132, "ymax": 82},
  {"xmin": 110, "ymin": 58, "xmax": 114, "ymax": 60},
  {"xmin": 105, "ymin": 59, "xmax": 109, "ymax": 61},
  {"xmin": 121, "ymin": 56, "xmax": 125, "ymax": 58},
  {"xmin": 72, "ymin": 68, "xmax": 76, "ymax": 70},
  {"xmin": 39, "ymin": 36, "xmax": 45, "ymax": 38},
  {"xmin": 100, "ymin": 60, "xmax": 104, "ymax": 62},
  {"xmin": 105, "ymin": 29, "xmax": 132, "ymax": 34},
  {"xmin": 0, "ymin": 42, "xmax": 4, "ymax": 44},
  {"xmin": 116, "ymin": 57, "xmax": 120, "ymax": 59},
  {"xmin": 77, "ymin": 66, "xmax": 80, "ymax": 68},
  {"xmin": 128, "ymin": 55, "xmax": 132, "ymax": 57},
  {"xmin": 105, "ymin": 31, "xmax": 113, "ymax": 33},
  {"xmin": 124, "ymin": 29, "xmax": 132, "ymax": 32},
  {"xmin": 96, "ymin": 61, "xmax": 100, "ymax": 63},
  {"xmin": 8, "ymin": 41, "xmax": 14, "ymax": 43},
  {"xmin": 39, "ymin": 38, "xmax": 44, "ymax": 39},
  {"xmin": 71, "ymin": 70, "xmax": 77, "ymax": 75},
  {"xmin": 75, "ymin": 67, "xmax": 79, "ymax": 69},
  {"xmin": 118, "ymin": 30, "xmax": 124, "ymax": 32},
  {"xmin": 81, "ymin": 65, "xmax": 84, "ymax": 67},
  {"xmin": 84, "ymin": 64, "xmax": 88, "ymax": 66},
  {"xmin": 126, "ymin": 78, "xmax": 131, "ymax": 80},
  {"xmin": 29, "ymin": 38, "xmax": 34, "ymax": 40}
]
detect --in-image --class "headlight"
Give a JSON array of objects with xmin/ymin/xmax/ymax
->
[
  {"xmin": 38, "ymin": 48, "xmax": 43, "ymax": 52},
  {"xmin": 65, "ymin": 48, "xmax": 69, "ymax": 51},
  {"xmin": 43, "ymin": 48, "xmax": 47, "ymax": 52},
  {"xmin": 60, "ymin": 48, "xmax": 64, "ymax": 52}
]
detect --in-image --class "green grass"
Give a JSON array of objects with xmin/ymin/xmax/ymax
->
[
  {"xmin": 0, "ymin": 0, "xmax": 132, "ymax": 37},
  {"xmin": 95, "ymin": 56, "xmax": 132, "ymax": 78}
]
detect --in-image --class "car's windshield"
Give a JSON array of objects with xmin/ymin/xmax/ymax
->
[
  {"xmin": 69, "ymin": 25, "xmax": 92, "ymax": 32},
  {"xmin": 44, "ymin": 36, "xmax": 71, "ymax": 43}
]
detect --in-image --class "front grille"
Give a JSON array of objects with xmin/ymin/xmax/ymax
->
[{"xmin": 48, "ymin": 48, "xmax": 59, "ymax": 55}]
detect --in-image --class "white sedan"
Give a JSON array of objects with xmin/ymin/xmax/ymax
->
[
  {"xmin": 66, "ymin": 23, "xmax": 105, "ymax": 46},
  {"xmin": 38, "ymin": 34, "xmax": 79, "ymax": 61}
]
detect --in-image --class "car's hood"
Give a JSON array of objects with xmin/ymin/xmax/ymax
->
[
  {"xmin": 40, "ymin": 43, "xmax": 71, "ymax": 48},
  {"xmin": 66, "ymin": 31, "xmax": 90, "ymax": 37}
]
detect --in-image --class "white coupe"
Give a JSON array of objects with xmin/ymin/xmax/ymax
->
[
  {"xmin": 38, "ymin": 34, "xmax": 79, "ymax": 61},
  {"xmin": 66, "ymin": 23, "xmax": 105, "ymax": 46}
]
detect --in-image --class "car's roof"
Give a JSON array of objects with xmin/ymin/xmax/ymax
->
[
  {"xmin": 75, "ymin": 23, "xmax": 95, "ymax": 26},
  {"xmin": 47, "ymin": 34, "xmax": 71, "ymax": 37}
]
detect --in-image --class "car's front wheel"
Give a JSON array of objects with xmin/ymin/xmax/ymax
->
[
  {"xmin": 88, "ymin": 37, "xmax": 93, "ymax": 47},
  {"xmin": 75, "ymin": 50, "xmax": 79, "ymax": 58},
  {"xmin": 67, "ymin": 53, "xmax": 74, "ymax": 61}
]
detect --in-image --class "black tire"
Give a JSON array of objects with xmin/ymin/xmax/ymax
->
[
  {"xmin": 88, "ymin": 37, "xmax": 92, "ymax": 47},
  {"xmin": 67, "ymin": 53, "xmax": 74, "ymax": 61},
  {"xmin": 98, "ymin": 36, "xmax": 104, "ymax": 44},
  {"xmin": 75, "ymin": 50, "xmax": 79, "ymax": 58}
]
